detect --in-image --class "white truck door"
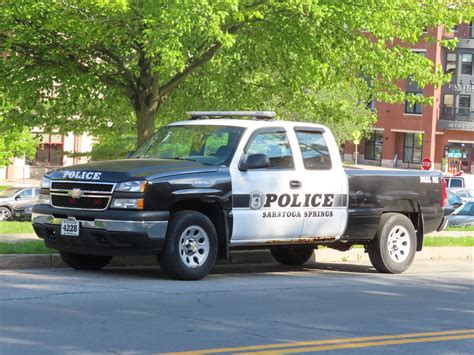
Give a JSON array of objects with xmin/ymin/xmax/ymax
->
[
  {"xmin": 294, "ymin": 128, "xmax": 348, "ymax": 239},
  {"xmin": 230, "ymin": 128, "xmax": 304, "ymax": 245}
]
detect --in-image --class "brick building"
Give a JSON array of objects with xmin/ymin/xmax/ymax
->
[{"xmin": 344, "ymin": 23, "xmax": 474, "ymax": 173}]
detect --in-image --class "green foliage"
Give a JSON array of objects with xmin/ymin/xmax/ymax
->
[
  {"xmin": 0, "ymin": 0, "xmax": 472, "ymax": 147},
  {"xmin": 90, "ymin": 132, "xmax": 136, "ymax": 161},
  {"xmin": 0, "ymin": 126, "xmax": 38, "ymax": 168}
]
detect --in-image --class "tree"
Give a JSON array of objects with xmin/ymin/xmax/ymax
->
[
  {"xmin": 0, "ymin": 93, "xmax": 38, "ymax": 167},
  {"xmin": 1, "ymin": 0, "xmax": 472, "ymax": 148}
]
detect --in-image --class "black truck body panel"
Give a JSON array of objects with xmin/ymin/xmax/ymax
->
[{"xmin": 343, "ymin": 169, "xmax": 444, "ymax": 241}]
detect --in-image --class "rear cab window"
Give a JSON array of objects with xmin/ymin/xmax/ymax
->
[{"xmin": 295, "ymin": 130, "xmax": 332, "ymax": 170}]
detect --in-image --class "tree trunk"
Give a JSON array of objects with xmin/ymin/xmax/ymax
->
[
  {"xmin": 134, "ymin": 92, "xmax": 161, "ymax": 148},
  {"xmin": 136, "ymin": 108, "xmax": 156, "ymax": 148}
]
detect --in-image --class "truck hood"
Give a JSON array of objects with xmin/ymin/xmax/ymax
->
[{"xmin": 46, "ymin": 159, "xmax": 219, "ymax": 182}]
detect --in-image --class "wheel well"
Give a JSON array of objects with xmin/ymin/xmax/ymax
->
[
  {"xmin": 171, "ymin": 199, "xmax": 229, "ymax": 259},
  {"xmin": 382, "ymin": 199, "xmax": 424, "ymax": 251}
]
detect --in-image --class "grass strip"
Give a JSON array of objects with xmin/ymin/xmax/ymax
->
[
  {"xmin": 0, "ymin": 221, "xmax": 34, "ymax": 234},
  {"xmin": 423, "ymin": 236, "xmax": 474, "ymax": 247},
  {"xmin": 445, "ymin": 226, "xmax": 474, "ymax": 232},
  {"xmin": 0, "ymin": 240, "xmax": 55, "ymax": 254}
]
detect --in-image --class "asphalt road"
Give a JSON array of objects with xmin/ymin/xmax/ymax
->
[{"xmin": 0, "ymin": 257, "xmax": 473, "ymax": 354}]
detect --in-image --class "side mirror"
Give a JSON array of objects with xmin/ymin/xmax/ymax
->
[
  {"xmin": 240, "ymin": 153, "xmax": 270, "ymax": 171},
  {"xmin": 15, "ymin": 195, "xmax": 22, "ymax": 200},
  {"xmin": 125, "ymin": 151, "xmax": 135, "ymax": 159}
]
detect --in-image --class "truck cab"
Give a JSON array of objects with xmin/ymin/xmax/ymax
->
[{"xmin": 32, "ymin": 111, "xmax": 445, "ymax": 280}]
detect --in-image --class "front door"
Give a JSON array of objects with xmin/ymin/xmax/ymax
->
[{"xmin": 230, "ymin": 128, "xmax": 304, "ymax": 245}]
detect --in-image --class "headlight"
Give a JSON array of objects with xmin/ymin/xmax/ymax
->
[
  {"xmin": 111, "ymin": 198, "xmax": 144, "ymax": 209},
  {"xmin": 115, "ymin": 181, "xmax": 147, "ymax": 192},
  {"xmin": 41, "ymin": 177, "xmax": 52, "ymax": 189},
  {"xmin": 38, "ymin": 194, "xmax": 50, "ymax": 205}
]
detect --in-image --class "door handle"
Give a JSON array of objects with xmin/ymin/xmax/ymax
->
[{"xmin": 289, "ymin": 180, "xmax": 302, "ymax": 189}]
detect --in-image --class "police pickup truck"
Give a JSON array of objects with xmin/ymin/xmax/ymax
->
[{"xmin": 32, "ymin": 111, "xmax": 447, "ymax": 280}]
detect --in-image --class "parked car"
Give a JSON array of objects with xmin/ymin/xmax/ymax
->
[
  {"xmin": 12, "ymin": 205, "xmax": 34, "ymax": 221},
  {"xmin": 453, "ymin": 189, "xmax": 474, "ymax": 203},
  {"xmin": 444, "ymin": 190, "xmax": 464, "ymax": 216},
  {"xmin": 444, "ymin": 176, "xmax": 465, "ymax": 191},
  {"xmin": 447, "ymin": 202, "xmax": 474, "ymax": 227},
  {"xmin": 33, "ymin": 111, "xmax": 446, "ymax": 279},
  {"xmin": 0, "ymin": 187, "xmax": 39, "ymax": 221}
]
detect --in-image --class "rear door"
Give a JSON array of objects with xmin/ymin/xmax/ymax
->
[
  {"xmin": 230, "ymin": 127, "xmax": 304, "ymax": 244},
  {"xmin": 294, "ymin": 128, "xmax": 349, "ymax": 238}
]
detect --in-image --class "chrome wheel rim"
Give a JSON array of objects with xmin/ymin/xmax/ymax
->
[
  {"xmin": 179, "ymin": 225, "xmax": 210, "ymax": 269},
  {"xmin": 0, "ymin": 208, "xmax": 11, "ymax": 221},
  {"xmin": 387, "ymin": 225, "xmax": 411, "ymax": 263}
]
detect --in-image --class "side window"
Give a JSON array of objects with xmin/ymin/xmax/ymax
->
[
  {"xmin": 18, "ymin": 189, "xmax": 33, "ymax": 198},
  {"xmin": 296, "ymin": 131, "xmax": 332, "ymax": 170},
  {"xmin": 245, "ymin": 131, "xmax": 294, "ymax": 169}
]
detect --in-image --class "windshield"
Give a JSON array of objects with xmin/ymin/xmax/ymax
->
[
  {"xmin": 133, "ymin": 125, "xmax": 244, "ymax": 166},
  {"xmin": 0, "ymin": 188, "xmax": 19, "ymax": 198}
]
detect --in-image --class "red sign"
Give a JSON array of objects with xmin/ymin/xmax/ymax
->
[{"xmin": 421, "ymin": 158, "xmax": 432, "ymax": 171}]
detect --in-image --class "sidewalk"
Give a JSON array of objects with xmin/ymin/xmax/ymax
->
[{"xmin": 0, "ymin": 179, "xmax": 41, "ymax": 187}]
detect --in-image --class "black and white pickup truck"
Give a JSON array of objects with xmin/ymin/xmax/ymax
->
[{"xmin": 32, "ymin": 111, "xmax": 447, "ymax": 280}]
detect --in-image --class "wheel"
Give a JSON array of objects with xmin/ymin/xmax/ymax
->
[
  {"xmin": 0, "ymin": 207, "xmax": 12, "ymax": 221},
  {"xmin": 59, "ymin": 252, "xmax": 112, "ymax": 270},
  {"xmin": 367, "ymin": 213, "xmax": 417, "ymax": 274},
  {"xmin": 270, "ymin": 245, "xmax": 315, "ymax": 265},
  {"xmin": 159, "ymin": 210, "xmax": 218, "ymax": 280}
]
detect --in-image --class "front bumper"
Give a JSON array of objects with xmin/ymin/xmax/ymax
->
[{"xmin": 32, "ymin": 205, "xmax": 169, "ymax": 256}]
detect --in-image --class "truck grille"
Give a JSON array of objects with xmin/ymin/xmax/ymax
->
[
  {"xmin": 50, "ymin": 181, "xmax": 115, "ymax": 211},
  {"xmin": 51, "ymin": 195, "xmax": 110, "ymax": 210},
  {"xmin": 51, "ymin": 181, "xmax": 114, "ymax": 193}
]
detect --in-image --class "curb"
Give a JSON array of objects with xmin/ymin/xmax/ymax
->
[{"xmin": 0, "ymin": 247, "xmax": 472, "ymax": 270}]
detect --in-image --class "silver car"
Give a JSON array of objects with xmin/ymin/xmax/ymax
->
[
  {"xmin": 447, "ymin": 201, "xmax": 474, "ymax": 227},
  {"xmin": 0, "ymin": 187, "xmax": 39, "ymax": 221}
]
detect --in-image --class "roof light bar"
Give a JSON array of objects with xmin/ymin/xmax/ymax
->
[{"xmin": 187, "ymin": 111, "xmax": 276, "ymax": 120}]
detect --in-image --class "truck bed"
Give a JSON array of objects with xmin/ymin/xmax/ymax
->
[{"xmin": 343, "ymin": 169, "xmax": 445, "ymax": 242}]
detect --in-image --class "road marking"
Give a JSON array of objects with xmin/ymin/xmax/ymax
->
[
  {"xmin": 166, "ymin": 329, "xmax": 474, "ymax": 354},
  {"xmin": 246, "ymin": 334, "xmax": 474, "ymax": 354}
]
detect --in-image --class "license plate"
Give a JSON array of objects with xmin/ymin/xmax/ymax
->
[{"xmin": 61, "ymin": 219, "xmax": 80, "ymax": 236}]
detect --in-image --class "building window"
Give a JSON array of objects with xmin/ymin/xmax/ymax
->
[
  {"xmin": 461, "ymin": 53, "xmax": 473, "ymax": 75},
  {"xmin": 443, "ymin": 94, "xmax": 454, "ymax": 115},
  {"xmin": 459, "ymin": 94, "xmax": 471, "ymax": 116},
  {"xmin": 34, "ymin": 133, "xmax": 64, "ymax": 166},
  {"xmin": 405, "ymin": 93, "xmax": 423, "ymax": 114},
  {"xmin": 403, "ymin": 133, "xmax": 423, "ymax": 164},
  {"xmin": 445, "ymin": 52, "xmax": 456, "ymax": 74},
  {"xmin": 364, "ymin": 132, "xmax": 383, "ymax": 161}
]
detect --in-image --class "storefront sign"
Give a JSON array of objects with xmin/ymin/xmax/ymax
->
[
  {"xmin": 437, "ymin": 120, "xmax": 474, "ymax": 131},
  {"xmin": 448, "ymin": 83, "xmax": 474, "ymax": 92}
]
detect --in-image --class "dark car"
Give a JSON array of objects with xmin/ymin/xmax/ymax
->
[
  {"xmin": 0, "ymin": 187, "xmax": 39, "ymax": 221},
  {"xmin": 447, "ymin": 202, "xmax": 474, "ymax": 227},
  {"xmin": 444, "ymin": 190, "xmax": 464, "ymax": 216},
  {"xmin": 12, "ymin": 205, "xmax": 34, "ymax": 221}
]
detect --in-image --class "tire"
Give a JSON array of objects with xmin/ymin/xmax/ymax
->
[
  {"xmin": 0, "ymin": 207, "xmax": 12, "ymax": 221},
  {"xmin": 367, "ymin": 213, "xmax": 417, "ymax": 274},
  {"xmin": 270, "ymin": 245, "xmax": 315, "ymax": 266},
  {"xmin": 60, "ymin": 252, "xmax": 112, "ymax": 271},
  {"xmin": 159, "ymin": 210, "xmax": 218, "ymax": 280}
]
